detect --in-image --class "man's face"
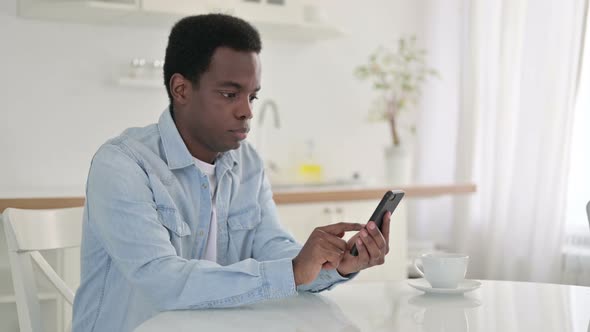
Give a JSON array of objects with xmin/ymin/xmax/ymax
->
[{"xmin": 174, "ymin": 47, "xmax": 261, "ymax": 161}]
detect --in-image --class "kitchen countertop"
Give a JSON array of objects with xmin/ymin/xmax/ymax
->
[
  {"xmin": 272, "ymin": 183, "xmax": 476, "ymax": 204},
  {"xmin": 0, "ymin": 183, "xmax": 476, "ymax": 211}
]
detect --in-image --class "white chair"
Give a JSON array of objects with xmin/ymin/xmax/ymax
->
[{"xmin": 2, "ymin": 207, "xmax": 83, "ymax": 332}]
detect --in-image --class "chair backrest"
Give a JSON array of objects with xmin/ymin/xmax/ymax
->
[{"xmin": 2, "ymin": 207, "xmax": 84, "ymax": 332}]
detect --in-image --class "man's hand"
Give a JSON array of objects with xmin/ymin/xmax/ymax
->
[
  {"xmin": 292, "ymin": 222, "xmax": 364, "ymax": 286},
  {"xmin": 336, "ymin": 211, "xmax": 391, "ymax": 276}
]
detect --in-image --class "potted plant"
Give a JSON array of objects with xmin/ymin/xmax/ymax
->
[
  {"xmin": 354, "ymin": 36, "xmax": 438, "ymax": 147},
  {"xmin": 354, "ymin": 36, "xmax": 438, "ymax": 183}
]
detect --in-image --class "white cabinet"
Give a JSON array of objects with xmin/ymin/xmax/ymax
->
[
  {"xmin": 141, "ymin": 0, "xmax": 210, "ymax": 15},
  {"xmin": 143, "ymin": 0, "xmax": 303, "ymax": 24},
  {"xmin": 17, "ymin": 0, "xmax": 140, "ymax": 24},
  {"xmin": 231, "ymin": 0, "xmax": 304, "ymax": 25},
  {"xmin": 276, "ymin": 200, "xmax": 408, "ymax": 282},
  {"xmin": 17, "ymin": 0, "xmax": 343, "ymax": 41}
]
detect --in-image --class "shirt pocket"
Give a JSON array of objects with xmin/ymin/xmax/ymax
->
[
  {"xmin": 227, "ymin": 206, "xmax": 262, "ymax": 231},
  {"xmin": 226, "ymin": 207, "xmax": 261, "ymax": 259},
  {"xmin": 157, "ymin": 208, "xmax": 191, "ymax": 237}
]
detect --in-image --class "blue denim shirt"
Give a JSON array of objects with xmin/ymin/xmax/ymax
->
[{"xmin": 72, "ymin": 109, "xmax": 352, "ymax": 332}]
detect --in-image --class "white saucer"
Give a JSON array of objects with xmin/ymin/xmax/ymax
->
[{"xmin": 408, "ymin": 278, "xmax": 482, "ymax": 295}]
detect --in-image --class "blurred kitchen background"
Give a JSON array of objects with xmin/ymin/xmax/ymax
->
[{"xmin": 1, "ymin": 2, "xmax": 589, "ymax": 326}]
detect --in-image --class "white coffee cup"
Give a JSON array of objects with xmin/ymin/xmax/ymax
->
[{"xmin": 413, "ymin": 253, "xmax": 469, "ymax": 289}]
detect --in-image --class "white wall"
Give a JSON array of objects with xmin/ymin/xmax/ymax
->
[
  {"xmin": 0, "ymin": 2, "xmax": 169, "ymax": 196},
  {"xmin": 0, "ymin": 0, "xmax": 430, "ymax": 197}
]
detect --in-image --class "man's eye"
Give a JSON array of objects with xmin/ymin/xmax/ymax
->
[
  {"xmin": 220, "ymin": 92, "xmax": 237, "ymax": 99},
  {"xmin": 249, "ymin": 95, "xmax": 258, "ymax": 103}
]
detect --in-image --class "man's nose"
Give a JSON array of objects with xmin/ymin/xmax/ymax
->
[{"xmin": 236, "ymin": 99, "xmax": 254, "ymax": 120}]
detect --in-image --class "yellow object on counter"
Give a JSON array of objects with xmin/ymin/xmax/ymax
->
[
  {"xmin": 295, "ymin": 140, "xmax": 323, "ymax": 183},
  {"xmin": 297, "ymin": 163, "xmax": 323, "ymax": 183}
]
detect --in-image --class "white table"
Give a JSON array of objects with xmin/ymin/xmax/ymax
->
[{"xmin": 135, "ymin": 279, "xmax": 590, "ymax": 332}]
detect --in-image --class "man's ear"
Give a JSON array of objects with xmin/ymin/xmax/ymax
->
[{"xmin": 169, "ymin": 73, "xmax": 192, "ymax": 106}]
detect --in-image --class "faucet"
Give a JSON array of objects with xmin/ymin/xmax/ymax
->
[{"xmin": 257, "ymin": 99, "xmax": 281, "ymax": 128}]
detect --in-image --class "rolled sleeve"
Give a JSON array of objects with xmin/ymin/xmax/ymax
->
[
  {"xmin": 260, "ymin": 258, "xmax": 297, "ymax": 298},
  {"xmin": 297, "ymin": 269, "xmax": 358, "ymax": 293}
]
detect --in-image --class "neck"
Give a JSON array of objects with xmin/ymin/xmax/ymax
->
[{"xmin": 170, "ymin": 107, "xmax": 218, "ymax": 164}]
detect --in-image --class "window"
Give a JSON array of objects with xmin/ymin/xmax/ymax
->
[{"xmin": 565, "ymin": 15, "xmax": 590, "ymax": 233}]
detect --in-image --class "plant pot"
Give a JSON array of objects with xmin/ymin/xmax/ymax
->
[{"xmin": 384, "ymin": 145, "xmax": 413, "ymax": 185}]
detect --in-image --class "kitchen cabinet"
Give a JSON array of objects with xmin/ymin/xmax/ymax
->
[
  {"xmin": 276, "ymin": 199, "xmax": 408, "ymax": 282},
  {"xmin": 17, "ymin": 0, "xmax": 140, "ymax": 25},
  {"xmin": 17, "ymin": 0, "xmax": 343, "ymax": 41},
  {"xmin": 142, "ymin": 0, "xmax": 302, "ymax": 25}
]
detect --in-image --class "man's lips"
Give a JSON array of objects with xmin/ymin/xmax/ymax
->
[{"xmin": 229, "ymin": 127, "xmax": 249, "ymax": 140}]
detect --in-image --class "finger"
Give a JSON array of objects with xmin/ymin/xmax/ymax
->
[
  {"xmin": 347, "ymin": 233, "xmax": 361, "ymax": 249},
  {"xmin": 366, "ymin": 221, "xmax": 387, "ymax": 252},
  {"xmin": 381, "ymin": 212, "xmax": 391, "ymax": 254},
  {"xmin": 319, "ymin": 237, "xmax": 347, "ymax": 256},
  {"xmin": 317, "ymin": 231, "xmax": 348, "ymax": 252},
  {"xmin": 320, "ymin": 246, "xmax": 344, "ymax": 269},
  {"xmin": 381, "ymin": 211, "xmax": 392, "ymax": 245},
  {"xmin": 318, "ymin": 237, "xmax": 346, "ymax": 256},
  {"xmin": 319, "ymin": 222, "xmax": 364, "ymax": 235},
  {"xmin": 356, "ymin": 238, "xmax": 370, "ymax": 267},
  {"xmin": 360, "ymin": 229, "xmax": 382, "ymax": 264}
]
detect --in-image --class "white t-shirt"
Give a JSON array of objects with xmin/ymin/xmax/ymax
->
[{"xmin": 193, "ymin": 157, "xmax": 217, "ymax": 262}]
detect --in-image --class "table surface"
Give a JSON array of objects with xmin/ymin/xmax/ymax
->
[{"xmin": 135, "ymin": 279, "xmax": 590, "ymax": 332}]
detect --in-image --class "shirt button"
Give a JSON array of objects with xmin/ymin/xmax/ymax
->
[
  {"xmin": 202, "ymin": 183, "xmax": 208, "ymax": 189},
  {"xmin": 198, "ymin": 230, "xmax": 204, "ymax": 237}
]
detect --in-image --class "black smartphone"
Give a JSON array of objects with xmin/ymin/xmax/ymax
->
[{"xmin": 350, "ymin": 190, "xmax": 405, "ymax": 256}]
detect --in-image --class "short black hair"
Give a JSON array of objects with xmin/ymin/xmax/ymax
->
[{"xmin": 163, "ymin": 14, "xmax": 262, "ymax": 105}]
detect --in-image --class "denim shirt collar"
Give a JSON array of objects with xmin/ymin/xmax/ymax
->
[{"xmin": 157, "ymin": 108, "xmax": 238, "ymax": 171}]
